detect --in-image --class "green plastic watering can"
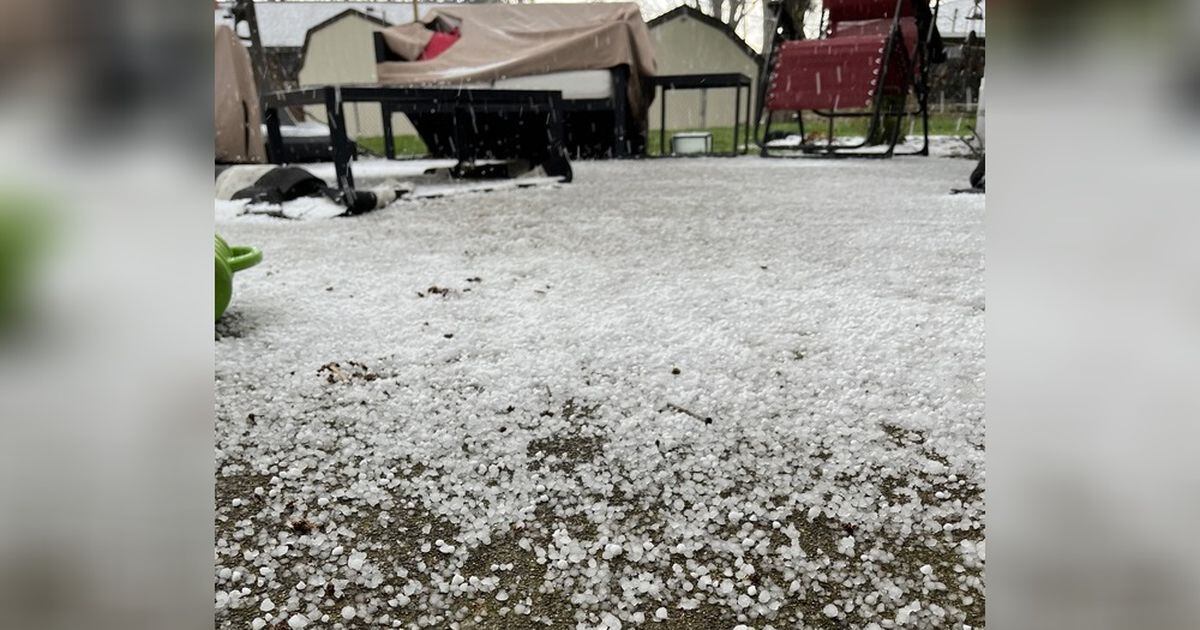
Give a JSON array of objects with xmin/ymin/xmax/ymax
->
[
  {"xmin": 215, "ymin": 234, "xmax": 261, "ymax": 320},
  {"xmin": 1, "ymin": 197, "xmax": 49, "ymax": 327}
]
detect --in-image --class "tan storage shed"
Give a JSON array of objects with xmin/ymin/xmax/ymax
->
[
  {"xmin": 647, "ymin": 6, "xmax": 761, "ymax": 134},
  {"xmin": 297, "ymin": 9, "xmax": 400, "ymax": 138}
]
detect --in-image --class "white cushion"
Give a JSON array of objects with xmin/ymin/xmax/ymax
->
[{"xmin": 492, "ymin": 70, "xmax": 614, "ymax": 100}]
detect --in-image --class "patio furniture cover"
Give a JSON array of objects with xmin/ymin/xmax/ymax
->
[
  {"xmin": 215, "ymin": 24, "xmax": 266, "ymax": 163},
  {"xmin": 375, "ymin": 3, "xmax": 657, "ymax": 118}
]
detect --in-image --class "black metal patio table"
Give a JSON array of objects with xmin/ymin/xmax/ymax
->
[
  {"xmin": 261, "ymin": 84, "xmax": 570, "ymax": 204},
  {"xmin": 647, "ymin": 73, "xmax": 754, "ymax": 157}
]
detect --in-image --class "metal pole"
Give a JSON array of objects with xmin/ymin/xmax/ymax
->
[
  {"xmin": 660, "ymin": 86, "xmax": 667, "ymax": 156},
  {"xmin": 739, "ymin": 82, "xmax": 748, "ymax": 154},
  {"xmin": 231, "ymin": 0, "xmax": 273, "ymax": 94},
  {"xmin": 382, "ymin": 105, "xmax": 396, "ymax": 159},
  {"xmin": 732, "ymin": 86, "xmax": 740, "ymax": 156},
  {"xmin": 325, "ymin": 87, "xmax": 355, "ymax": 200},
  {"xmin": 263, "ymin": 104, "xmax": 284, "ymax": 164}
]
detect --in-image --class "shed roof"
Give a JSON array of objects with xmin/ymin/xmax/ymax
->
[
  {"xmin": 298, "ymin": 8, "xmax": 391, "ymax": 60},
  {"xmin": 647, "ymin": 5, "xmax": 762, "ymax": 63}
]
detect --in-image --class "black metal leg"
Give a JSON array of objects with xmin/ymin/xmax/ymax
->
[
  {"xmin": 324, "ymin": 87, "xmax": 355, "ymax": 198},
  {"xmin": 452, "ymin": 107, "xmax": 466, "ymax": 164},
  {"xmin": 760, "ymin": 111, "xmax": 772, "ymax": 157},
  {"xmin": 548, "ymin": 106, "xmax": 564, "ymax": 152},
  {"xmin": 544, "ymin": 96, "xmax": 573, "ymax": 182},
  {"xmin": 659, "ymin": 87, "xmax": 666, "ymax": 156},
  {"xmin": 919, "ymin": 72, "xmax": 931, "ymax": 156},
  {"xmin": 732, "ymin": 86, "xmax": 741, "ymax": 157},
  {"xmin": 884, "ymin": 107, "xmax": 901, "ymax": 157},
  {"xmin": 263, "ymin": 105, "xmax": 284, "ymax": 164},
  {"xmin": 381, "ymin": 104, "xmax": 395, "ymax": 160},
  {"xmin": 613, "ymin": 101, "xmax": 627, "ymax": 158},
  {"xmin": 612, "ymin": 66, "xmax": 628, "ymax": 158},
  {"xmin": 741, "ymin": 85, "xmax": 751, "ymax": 155},
  {"xmin": 739, "ymin": 84, "xmax": 748, "ymax": 153},
  {"xmin": 920, "ymin": 99, "xmax": 930, "ymax": 156}
]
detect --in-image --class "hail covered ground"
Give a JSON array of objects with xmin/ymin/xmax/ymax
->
[{"xmin": 216, "ymin": 155, "xmax": 984, "ymax": 629}]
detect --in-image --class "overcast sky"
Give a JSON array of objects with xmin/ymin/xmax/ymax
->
[{"xmin": 244, "ymin": 0, "xmax": 983, "ymax": 54}]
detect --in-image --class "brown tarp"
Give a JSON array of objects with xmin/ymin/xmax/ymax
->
[
  {"xmin": 215, "ymin": 24, "xmax": 266, "ymax": 163},
  {"xmin": 376, "ymin": 3, "xmax": 657, "ymax": 118}
]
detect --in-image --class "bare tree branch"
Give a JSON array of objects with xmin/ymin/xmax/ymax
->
[{"xmin": 693, "ymin": 0, "xmax": 769, "ymax": 37}]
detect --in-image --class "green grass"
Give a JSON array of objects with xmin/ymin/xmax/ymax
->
[
  {"xmin": 356, "ymin": 135, "xmax": 430, "ymax": 157},
  {"xmin": 647, "ymin": 113, "xmax": 977, "ymax": 156},
  {"xmin": 355, "ymin": 112, "xmax": 977, "ymax": 158},
  {"xmin": 791, "ymin": 111, "xmax": 978, "ymax": 139}
]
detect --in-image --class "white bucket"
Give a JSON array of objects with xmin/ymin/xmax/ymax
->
[{"xmin": 671, "ymin": 132, "xmax": 713, "ymax": 155}]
